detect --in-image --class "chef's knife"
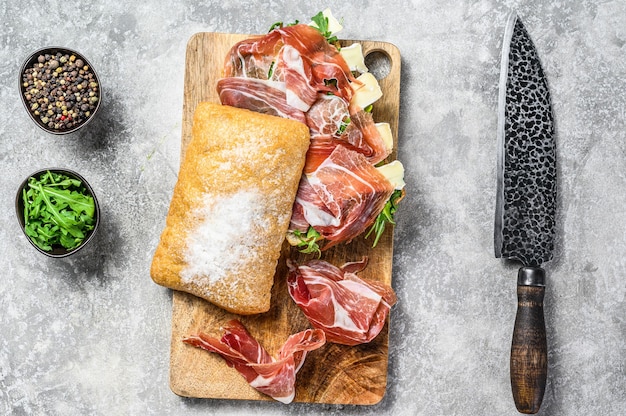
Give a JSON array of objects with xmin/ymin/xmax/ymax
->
[{"xmin": 495, "ymin": 13, "xmax": 556, "ymax": 414}]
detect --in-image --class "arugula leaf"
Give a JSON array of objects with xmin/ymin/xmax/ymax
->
[
  {"xmin": 292, "ymin": 226, "xmax": 322, "ymax": 257},
  {"xmin": 336, "ymin": 116, "xmax": 351, "ymax": 135},
  {"xmin": 267, "ymin": 61, "xmax": 276, "ymax": 79},
  {"xmin": 365, "ymin": 189, "xmax": 404, "ymax": 247},
  {"xmin": 269, "ymin": 12, "xmax": 339, "ymax": 43},
  {"xmin": 40, "ymin": 187, "xmax": 95, "ymax": 217},
  {"xmin": 268, "ymin": 19, "xmax": 300, "ymax": 32},
  {"xmin": 22, "ymin": 171, "xmax": 96, "ymax": 251},
  {"xmin": 310, "ymin": 11, "xmax": 338, "ymax": 44},
  {"xmin": 268, "ymin": 22, "xmax": 283, "ymax": 32}
]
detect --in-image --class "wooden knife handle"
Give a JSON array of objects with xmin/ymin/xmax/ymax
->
[{"xmin": 510, "ymin": 267, "xmax": 547, "ymax": 414}]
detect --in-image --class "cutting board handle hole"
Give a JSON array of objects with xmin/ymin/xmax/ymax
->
[{"xmin": 364, "ymin": 50, "xmax": 391, "ymax": 80}]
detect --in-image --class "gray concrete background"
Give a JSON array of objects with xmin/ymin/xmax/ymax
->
[{"xmin": 0, "ymin": 0, "xmax": 624, "ymax": 415}]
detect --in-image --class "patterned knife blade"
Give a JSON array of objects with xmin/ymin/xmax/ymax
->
[{"xmin": 494, "ymin": 13, "xmax": 557, "ymax": 414}]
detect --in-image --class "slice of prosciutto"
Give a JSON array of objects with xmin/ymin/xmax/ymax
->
[
  {"xmin": 297, "ymin": 145, "xmax": 396, "ymax": 248},
  {"xmin": 341, "ymin": 109, "xmax": 390, "ymax": 165},
  {"xmin": 287, "ymin": 257, "xmax": 397, "ymax": 346},
  {"xmin": 222, "ymin": 24, "xmax": 355, "ymax": 108},
  {"xmin": 217, "ymin": 77, "xmax": 306, "ymax": 124},
  {"xmin": 183, "ymin": 319, "xmax": 325, "ymax": 404}
]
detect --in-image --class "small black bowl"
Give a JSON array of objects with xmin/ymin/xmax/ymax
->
[
  {"xmin": 16, "ymin": 168, "xmax": 100, "ymax": 258},
  {"xmin": 19, "ymin": 47, "xmax": 102, "ymax": 135}
]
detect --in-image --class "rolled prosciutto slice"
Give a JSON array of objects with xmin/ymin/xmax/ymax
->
[
  {"xmin": 183, "ymin": 320, "xmax": 325, "ymax": 404},
  {"xmin": 287, "ymin": 258, "xmax": 397, "ymax": 345}
]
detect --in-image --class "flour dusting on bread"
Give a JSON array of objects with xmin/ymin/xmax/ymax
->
[{"xmin": 181, "ymin": 189, "xmax": 266, "ymax": 285}]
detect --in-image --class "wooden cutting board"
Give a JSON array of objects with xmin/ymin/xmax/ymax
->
[{"xmin": 169, "ymin": 31, "xmax": 402, "ymax": 405}]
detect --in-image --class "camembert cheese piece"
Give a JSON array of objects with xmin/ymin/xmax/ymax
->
[
  {"xmin": 340, "ymin": 43, "xmax": 368, "ymax": 74},
  {"xmin": 351, "ymin": 72, "xmax": 383, "ymax": 110},
  {"xmin": 377, "ymin": 160, "xmax": 405, "ymax": 190}
]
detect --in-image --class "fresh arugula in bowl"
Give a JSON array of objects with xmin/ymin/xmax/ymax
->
[{"xmin": 21, "ymin": 170, "xmax": 96, "ymax": 252}]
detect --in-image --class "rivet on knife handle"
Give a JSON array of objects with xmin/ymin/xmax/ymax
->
[{"xmin": 510, "ymin": 267, "xmax": 547, "ymax": 414}]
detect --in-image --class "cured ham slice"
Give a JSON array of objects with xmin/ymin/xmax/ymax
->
[
  {"xmin": 223, "ymin": 31, "xmax": 282, "ymax": 79},
  {"xmin": 183, "ymin": 319, "xmax": 326, "ymax": 404},
  {"xmin": 278, "ymin": 45, "xmax": 318, "ymax": 111},
  {"xmin": 217, "ymin": 77, "xmax": 306, "ymax": 124},
  {"xmin": 287, "ymin": 258, "xmax": 397, "ymax": 345},
  {"xmin": 303, "ymin": 114, "xmax": 390, "ymax": 173},
  {"xmin": 289, "ymin": 174, "xmax": 335, "ymax": 232},
  {"xmin": 305, "ymin": 94, "xmax": 349, "ymax": 136},
  {"xmin": 302, "ymin": 135, "xmax": 337, "ymax": 174},
  {"xmin": 278, "ymin": 24, "xmax": 355, "ymax": 102},
  {"xmin": 222, "ymin": 24, "xmax": 355, "ymax": 105},
  {"xmin": 342, "ymin": 109, "xmax": 390, "ymax": 164},
  {"xmin": 302, "ymin": 145, "xmax": 395, "ymax": 248}
]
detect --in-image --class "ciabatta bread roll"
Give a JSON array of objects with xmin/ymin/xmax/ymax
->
[{"xmin": 150, "ymin": 103, "xmax": 310, "ymax": 314}]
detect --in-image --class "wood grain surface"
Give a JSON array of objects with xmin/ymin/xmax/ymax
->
[{"xmin": 169, "ymin": 32, "xmax": 402, "ymax": 405}]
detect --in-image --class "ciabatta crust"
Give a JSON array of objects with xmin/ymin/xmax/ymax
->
[{"xmin": 151, "ymin": 103, "xmax": 310, "ymax": 314}]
